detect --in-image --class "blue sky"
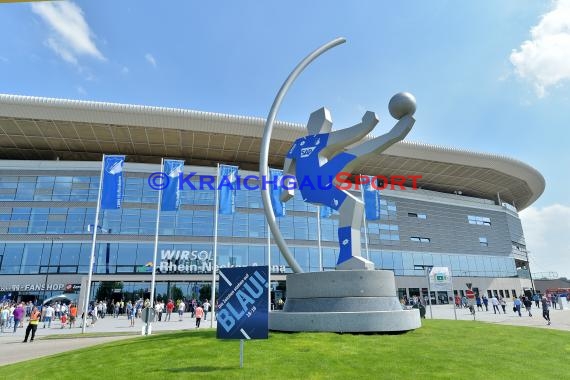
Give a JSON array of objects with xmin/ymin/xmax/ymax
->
[{"xmin": 0, "ymin": 0, "xmax": 569, "ymax": 276}]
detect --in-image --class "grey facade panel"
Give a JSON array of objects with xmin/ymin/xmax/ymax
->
[{"xmin": 382, "ymin": 195, "xmax": 515, "ymax": 257}]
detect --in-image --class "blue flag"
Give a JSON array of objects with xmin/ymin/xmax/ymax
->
[
  {"xmin": 269, "ymin": 168, "xmax": 285, "ymax": 217},
  {"xmin": 219, "ymin": 165, "xmax": 238, "ymax": 215},
  {"xmin": 161, "ymin": 159, "xmax": 184, "ymax": 211},
  {"xmin": 320, "ymin": 205, "xmax": 334, "ymax": 218},
  {"xmin": 101, "ymin": 155, "xmax": 125, "ymax": 209},
  {"xmin": 363, "ymin": 175, "xmax": 381, "ymax": 220}
]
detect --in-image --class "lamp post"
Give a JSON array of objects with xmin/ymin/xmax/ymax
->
[{"xmin": 415, "ymin": 264, "xmax": 434, "ymax": 319}]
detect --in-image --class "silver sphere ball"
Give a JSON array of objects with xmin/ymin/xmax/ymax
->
[{"xmin": 388, "ymin": 92, "xmax": 416, "ymax": 119}]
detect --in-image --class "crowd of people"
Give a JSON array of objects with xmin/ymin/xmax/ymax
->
[
  {"xmin": 0, "ymin": 300, "xmax": 79, "ymax": 342},
  {"xmin": 0, "ymin": 296, "xmax": 214, "ymax": 341},
  {"xmin": 82, "ymin": 298, "xmax": 212, "ymax": 328},
  {"xmin": 399, "ymin": 291, "xmax": 565, "ymax": 326}
]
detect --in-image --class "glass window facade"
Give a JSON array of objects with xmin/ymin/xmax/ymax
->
[{"xmin": 0, "ymin": 170, "xmax": 519, "ymax": 278}]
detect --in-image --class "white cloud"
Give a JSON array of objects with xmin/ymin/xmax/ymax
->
[
  {"xmin": 76, "ymin": 85, "xmax": 87, "ymax": 95},
  {"xmin": 510, "ymin": 0, "xmax": 570, "ymax": 97},
  {"xmin": 31, "ymin": 1, "xmax": 105, "ymax": 65},
  {"xmin": 121, "ymin": 66, "xmax": 129, "ymax": 74},
  {"xmin": 520, "ymin": 204, "xmax": 570, "ymax": 278},
  {"xmin": 145, "ymin": 53, "xmax": 157, "ymax": 67}
]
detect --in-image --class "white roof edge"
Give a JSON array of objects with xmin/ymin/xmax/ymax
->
[
  {"xmin": 385, "ymin": 141, "xmax": 545, "ymax": 209},
  {"xmin": 0, "ymin": 93, "xmax": 305, "ymax": 140},
  {"xmin": 0, "ymin": 93, "xmax": 545, "ymax": 208}
]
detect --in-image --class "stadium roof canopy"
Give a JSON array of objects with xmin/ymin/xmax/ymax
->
[{"xmin": 0, "ymin": 94, "xmax": 544, "ymax": 210}]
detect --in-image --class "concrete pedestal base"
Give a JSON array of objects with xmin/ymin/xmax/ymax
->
[{"xmin": 269, "ymin": 270, "xmax": 421, "ymax": 333}]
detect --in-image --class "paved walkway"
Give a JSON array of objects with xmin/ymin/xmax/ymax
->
[
  {"xmin": 421, "ymin": 301, "xmax": 570, "ymax": 331},
  {"xmin": 0, "ymin": 312, "xmax": 217, "ymax": 366},
  {"xmin": 2, "ymin": 303, "xmax": 569, "ymax": 367},
  {"xmin": 0, "ymin": 336, "xmax": 132, "ymax": 367}
]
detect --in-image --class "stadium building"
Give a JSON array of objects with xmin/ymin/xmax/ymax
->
[{"xmin": 0, "ymin": 94, "xmax": 545, "ymax": 308}]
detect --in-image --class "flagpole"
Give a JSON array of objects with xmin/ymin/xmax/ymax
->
[
  {"xmin": 450, "ymin": 267, "xmax": 458, "ymax": 320},
  {"xmin": 360, "ymin": 176, "xmax": 370, "ymax": 260},
  {"xmin": 147, "ymin": 158, "xmax": 164, "ymax": 335},
  {"xmin": 266, "ymin": 167, "xmax": 271, "ymax": 308},
  {"xmin": 82, "ymin": 155, "xmax": 105, "ymax": 334},
  {"xmin": 267, "ymin": 220, "xmax": 271, "ymax": 310},
  {"xmin": 210, "ymin": 163, "xmax": 220, "ymax": 328},
  {"xmin": 316, "ymin": 206, "xmax": 323, "ymax": 272}
]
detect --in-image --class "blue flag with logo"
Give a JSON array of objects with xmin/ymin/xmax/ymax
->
[
  {"xmin": 161, "ymin": 159, "xmax": 184, "ymax": 211},
  {"xmin": 320, "ymin": 205, "xmax": 334, "ymax": 218},
  {"xmin": 269, "ymin": 168, "xmax": 285, "ymax": 217},
  {"xmin": 101, "ymin": 155, "xmax": 125, "ymax": 209},
  {"xmin": 363, "ymin": 175, "xmax": 381, "ymax": 220},
  {"xmin": 219, "ymin": 165, "xmax": 238, "ymax": 215}
]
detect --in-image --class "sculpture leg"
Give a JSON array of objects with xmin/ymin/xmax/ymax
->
[{"xmin": 336, "ymin": 193, "xmax": 375, "ymax": 270}]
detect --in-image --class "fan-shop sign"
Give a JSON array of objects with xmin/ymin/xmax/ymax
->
[{"xmin": 0, "ymin": 283, "xmax": 67, "ymax": 292}]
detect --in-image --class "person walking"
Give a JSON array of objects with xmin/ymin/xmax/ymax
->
[
  {"xmin": 482, "ymin": 296, "xmax": 489, "ymax": 311},
  {"xmin": 194, "ymin": 303, "xmax": 204, "ymax": 328},
  {"xmin": 69, "ymin": 303, "xmax": 77, "ymax": 328},
  {"xmin": 491, "ymin": 295, "xmax": 500, "ymax": 314},
  {"xmin": 166, "ymin": 300, "xmax": 174, "ymax": 321},
  {"xmin": 513, "ymin": 297, "xmax": 522, "ymax": 317},
  {"xmin": 126, "ymin": 301, "xmax": 133, "ymax": 325},
  {"xmin": 12, "ymin": 303, "xmax": 25, "ymax": 333},
  {"xmin": 499, "ymin": 297, "xmax": 507, "ymax": 314},
  {"xmin": 0, "ymin": 306, "xmax": 9, "ymax": 333},
  {"xmin": 475, "ymin": 296, "xmax": 482, "ymax": 311},
  {"xmin": 178, "ymin": 300, "xmax": 185, "ymax": 321},
  {"xmin": 43, "ymin": 304, "xmax": 55, "ymax": 328},
  {"xmin": 533, "ymin": 293, "xmax": 540, "ymax": 308},
  {"xmin": 23, "ymin": 306, "xmax": 41, "ymax": 342},
  {"xmin": 523, "ymin": 297, "xmax": 533, "ymax": 317},
  {"xmin": 541, "ymin": 296, "xmax": 551, "ymax": 325},
  {"xmin": 155, "ymin": 301, "xmax": 163, "ymax": 322},
  {"xmin": 202, "ymin": 300, "xmax": 210, "ymax": 321},
  {"xmin": 551, "ymin": 294, "xmax": 557, "ymax": 309},
  {"xmin": 128, "ymin": 303, "xmax": 136, "ymax": 327}
]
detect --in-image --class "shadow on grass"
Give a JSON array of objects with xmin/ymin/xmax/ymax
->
[{"xmin": 166, "ymin": 366, "xmax": 235, "ymax": 373}]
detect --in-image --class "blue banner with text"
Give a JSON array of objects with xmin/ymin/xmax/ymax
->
[
  {"xmin": 101, "ymin": 155, "xmax": 125, "ymax": 209},
  {"xmin": 161, "ymin": 159, "xmax": 184, "ymax": 211},
  {"xmin": 216, "ymin": 266, "xmax": 269, "ymax": 340}
]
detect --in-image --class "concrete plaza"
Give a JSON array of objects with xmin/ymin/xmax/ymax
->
[{"xmin": 1, "ymin": 302, "xmax": 569, "ymax": 367}]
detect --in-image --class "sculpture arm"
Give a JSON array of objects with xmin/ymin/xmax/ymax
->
[
  {"xmin": 322, "ymin": 111, "xmax": 379, "ymax": 156},
  {"xmin": 342, "ymin": 115, "xmax": 415, "ymax": 172},
  {"xmin": 280, "ymin": 157, "xmax": 296, "ymax": 203}
]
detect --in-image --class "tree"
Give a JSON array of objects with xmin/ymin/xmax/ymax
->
[
  {"xmin": 199, "ymin": 284, "xmax": 217, "ymax": 303},
  {"xmin": 95, "ymin": 281, "xmax": 123, "ymax": 302},
  {"xmin": 170, "ymin": 285, "xmax": 183, "ymax": 302}
]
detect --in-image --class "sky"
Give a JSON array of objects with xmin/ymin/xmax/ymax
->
[{"xmin": 0, "ymin": 0, "xmax": 569, "ymax": 277}]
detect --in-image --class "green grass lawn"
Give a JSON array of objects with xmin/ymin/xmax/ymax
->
[{"xmin": 3, "ymin": 320, "xmax": 570, "ymax": 379}]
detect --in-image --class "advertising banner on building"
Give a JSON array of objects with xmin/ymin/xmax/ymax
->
[
  {"xmin": 429, "ymin": 266, "xmax": 452, "ymax": 291},
  {"xmin": 101, "ymin": 155, "xmax": 125, "ymax": 209},
  {"xmin": 216, "ymin": 266, "xmax": 269, "ymax": 340}
]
